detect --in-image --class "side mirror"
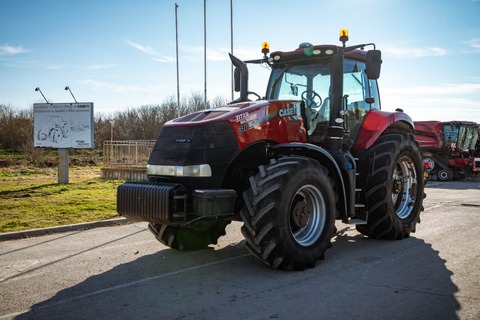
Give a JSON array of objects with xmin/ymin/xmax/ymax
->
[
  {"xmin": 365, "ymin": 50, "xmax": 382, "ymax": 80},
  {"xmin": 234, "ymin": 68, "xmax": 240, "ymax": 92}
]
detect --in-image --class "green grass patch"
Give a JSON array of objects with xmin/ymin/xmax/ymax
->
[
  {"xmin": 0, "ymin": 167, "xmax": 124, "ymax": 233},
  {"xmin": 0, "ymin": 149, "xmax": 24, "ymax": 159}
]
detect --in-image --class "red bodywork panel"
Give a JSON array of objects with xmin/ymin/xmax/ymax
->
[
  {"xmin": 229, "ymin": 101, "xmax": 307, "ymax": 150},
  {"xmin": 169, "ymin": 104, "xmax": 415, "ymax": 151},
  {"xmin": 448, "ymin": 157, "xmax": 480, "ymax": 172},
  {"xmin": 168, "ymin": 100, "xmax": 307, "ymax": 150},
  {"xmin": 413, "ymin": 121, "xmax": 444, "ymax": 149},
  {"xmin": 449, "ymin": 158, "xmax": 469, "ymax": 169},
  {"xmin": 353, "ymin": 110, "xmax": 414, "ymax": 149}
]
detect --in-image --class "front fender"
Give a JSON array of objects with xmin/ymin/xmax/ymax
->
[
  {"xmin": 271, "ymin": 143, "xmax": 349, "ymax": 219},
  {"xmin": 353, "ymin": 110, "xmax": 414, "ymax": 149}
]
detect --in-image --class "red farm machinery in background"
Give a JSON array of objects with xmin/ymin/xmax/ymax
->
[{"xmin": 414, "ymin": 121, "xmax": 480, "ymax": 181}]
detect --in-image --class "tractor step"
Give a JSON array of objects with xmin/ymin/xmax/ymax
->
[{"xmin": 350, "ymin": 158, "xmax": 367, "ymax": 225}]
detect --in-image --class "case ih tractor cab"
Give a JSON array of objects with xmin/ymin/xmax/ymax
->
[
  {"xmin": 414, "ymin": 120, "xmax": 480, "ymax": 180},
  {"xmin": 118, "ymin": 30, "xmax": 425, "ymax": 270}
]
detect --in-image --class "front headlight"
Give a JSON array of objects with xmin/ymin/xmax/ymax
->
[{"xmin": 147, "ymin": 164, "xmax": 212, "ymax": 177}]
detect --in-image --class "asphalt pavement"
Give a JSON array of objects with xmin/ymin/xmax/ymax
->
[
  {"xmin": 1, "ymin": 180, "xmax": 479, "ymax": 320},
  {"xmin": 0, "ymin": 218, "xmax": 130, "ymax": 242}
]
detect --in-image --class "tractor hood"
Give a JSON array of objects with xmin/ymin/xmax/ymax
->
[
  {"xmin": 147, "ymin": 100, "xmax": 306, "ymax": 189},
  {"xmin": 165, "ymin": 100, "xmax": 307, "ymax": 150},
  {"xmin": 166, "ymin": 100, "xmax": 260, "ymax": 125}
]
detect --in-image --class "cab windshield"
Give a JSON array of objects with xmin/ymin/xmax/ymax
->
[{"xmin": 266, "ymin": 58, "xmax": 380, "ymax": 134}]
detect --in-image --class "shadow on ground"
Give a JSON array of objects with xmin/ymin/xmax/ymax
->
[{"xmin": 15, "ymin": 229, "xmax": 460, "ymax": 320}]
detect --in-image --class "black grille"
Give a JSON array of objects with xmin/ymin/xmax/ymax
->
[
  {"xmin": 117, "ymin": 181, "xmax": 186, "ymax": 224},
  {"xmin": 147, "ymin": 122, "xmax": 240, "ymax": 189}
]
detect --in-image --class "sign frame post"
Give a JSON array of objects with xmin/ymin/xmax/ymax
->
[{"xmin": 58, "ymin": 148, "xmax": 69, "ymax": 184}]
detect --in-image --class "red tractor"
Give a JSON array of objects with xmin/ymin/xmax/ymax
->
[
  {"xmin": 414, "ymin": 121, "xmax": 480, "ymax": 180},
  {"xmin": 118, "ymin": 30, "xmax": 425, "ymax": 270}
]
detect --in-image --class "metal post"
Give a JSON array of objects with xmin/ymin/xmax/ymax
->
[
  {"xmin": 58, "ymin": 148, "xmax": 69, "ymax": 184},
  {"xmin": 204, "ymin": 0, "xmax": 207, "ymax": 107},
  {"xmin": 135, "ymin": 141, "xmax": 139, "ymax": 165},
  {"xmin": 175, "ymin": 3, "xmax": 180, "ymax": 116},
  {"xmin": 34, "ymin": 87, "xmax": 49, "ymax": 103},
  {"xmin": 65, "ymin": 86, "xmax": 78, "ymax": 103},
  {"xmin": 110, "ymin": 120, "xmax": 114, "ymax": 164},
  {"xmin": 230, "ymin": 0, "xmax": 234, "ymax": 101}
]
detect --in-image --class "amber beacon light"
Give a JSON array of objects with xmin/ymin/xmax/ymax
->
[
  {"xmin": 261, "ymin": 42, "xmax": 270, "ymax": 56},
  {"xmin": 339, "ymin": 28, "xmax": 349, "ymax": 45}
]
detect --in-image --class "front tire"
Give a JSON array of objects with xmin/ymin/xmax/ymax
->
[
  {"xmin": 240, "ymin": 157, "xmax": 336, "ymax": 270},
  {"xmin": 356, "ymin": 132, "xmax": 425, "ymax": 239}
]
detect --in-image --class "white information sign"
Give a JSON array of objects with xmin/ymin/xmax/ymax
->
[{"xmin": 33, "ymin": 103, "xmax": 94, "ymax": 148}]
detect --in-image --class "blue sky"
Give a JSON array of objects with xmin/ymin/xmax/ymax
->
[{"xmin": 1, "ymin": 0, "xmax": 479, "ymax": 122}]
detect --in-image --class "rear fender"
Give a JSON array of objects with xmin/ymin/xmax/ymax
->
[{"xmin": 353, "ymin": 110, "xmax": 414, "ymax": 149}]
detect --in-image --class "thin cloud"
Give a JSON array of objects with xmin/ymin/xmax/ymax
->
[
  {"xmin": 465, "ymin": 38, "xmax": 480, "ymax": 51},
  {"xmin": 383, "ymin": 45, "xmax": 446, "ymax": 58},
  {"xmin": 382, "ymin": 95, "xmax": 480, "ymax": 122},
  {"xmin": 88, "ymin": 63, "xmax": 115, "ymax": 70},
  {"xmin": 383, "ymin": 83, "xmax": 480, "ymax": 95},
  {"xmin": 182, "ymin": 45, "xmax": 260, "ymax": 62},
  {"xmin": 44, "ymin": 65, "xmax": 62, "ymax": 70},
  {"xmin": 438, "ymin": 83, "xmax": 480, "ymax": 94},
  {"xmin": 125, "ymin": 40, "xmax": 261, "ymax": 63},
  {"xmin": 124, "ymin": 38, "xmax": 175, "ymax": 62},
  {"xmin": 182, "ymin": 45, "xmax": 224, "ymax": 61},
  {"xmin": 79, "ymin": 79, "xmax": 163, "ymax": 93},
  {"xmin": 0, "ymin": 44, "xmax": 27, "ymax": 56}
]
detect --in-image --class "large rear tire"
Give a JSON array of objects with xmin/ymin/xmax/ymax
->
[
  {"xmin": 148, "ymin": 220, "xmax": 230, "ymax": 251},
  {"xmin": 356, "ymin": 132, "xmax": 424, "ymax": 239},
  {"xmin": 240, "ymin": 157, "xmax": 336, "ymax": 270}
]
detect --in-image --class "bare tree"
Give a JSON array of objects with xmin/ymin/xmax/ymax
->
[
  {"xmin": 1, "ymin": 92, "xmax": 229, "ymax": 154},
  {"xmin": 211, "ymin": 95, "xmax": 229, "ymax": 108},
  {"xmin": 0, "ymin": 105, "xmax": 33, "ymax": 151}
]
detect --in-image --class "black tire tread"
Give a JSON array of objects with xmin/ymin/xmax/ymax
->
[
  {"xmin": 240, "ymin": 157, "xmax": 336, "ymax": 270},
  {"xmin": 356, "ymin": 132, "xmax": 425, "ymax": 239}
]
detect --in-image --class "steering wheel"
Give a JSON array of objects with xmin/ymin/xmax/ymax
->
[{"xmin": 301, "ymin": 90, "xmax": 322, "ymax": 108}]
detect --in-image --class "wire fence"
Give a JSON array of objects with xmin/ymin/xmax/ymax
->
[{"xmin": 103, "ymin": 140, "xmax": 156, "ymax": 166}]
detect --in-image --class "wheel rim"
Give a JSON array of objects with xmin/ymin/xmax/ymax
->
[
  {"xmin": 438, "ymin": 170, "xmax": 449, "ymax": 181},
  {"xmin": 423, "ymin": 157, "xmax": 435, "ymax": 172},
  {"xmin": 392, "ymin": 155, "xmax": 418, "ymax": 219},
  {"xmin": 289, "ymin": 184, "xmax": 326, "ymax": 247}
]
